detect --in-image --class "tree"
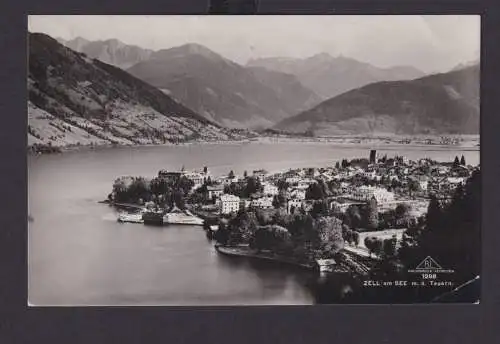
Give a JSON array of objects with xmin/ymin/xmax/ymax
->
[
  {"xmin": 364, "ymin": 236, "xmax": 376, "ymax": 257},
  {"xmin": 272, "ymin": 192, "xmax": 287, "ymax": 209},
  {"xmin": 253, "ymin": 225, "xmax": 291, "ymax": 253},
  {"xmin": 364, "ymin": 197, "xmax": 379, "ymax": 230},
  {"xmin": 453, "ymin": 156, "xmax": 460, "ymax": 167},
  {"xmin": 172, "ymin": 189, "xmax": 186, "ymax": 209},
  {"xmin": 177, "ymin": 176, "xmax": 195, "ymax": 196},
  {"xmin": 228, "ymin": 170, "xmax": 235, "ymax": 179},
  {"xmin": 460, "ymin": 155, "xmax": 466, "ymax": 165},
  {"xmin": 418, "ymin": 170, "xmax": 481, "ymax": 280},
  {"xmin": 373, "ymin": 238, "xmax": 384, "ymax": 257},
  {"xmin": 112, "ymin": 177, "xmax": 129, "ymax": 202},
  {"xmin": 276, "ymin": 179, "xmax": 290, "ymax": 191},
  {"xmin": 310, "ymin": 200, "xmax": 329, "ymax": 218},
  {"xmin": 127, "ymin": 177, "xmax": 151, "ymax": 203},
  {"xmin": 287, "ymin": 213, "xmax": 315, "ymax": 243},
  {"xmin": 341, "ymin": 159, "xmax": 349, "ymax": 168},
  {"xmin": 335, "ymin": 161, "xmax": 340, "ymax": 169},
  {"xmin": 391, "ymin": 178, "xmax": 402, "ymax": 189},
  {"xmin": 272, "ymin": 208, "xmax": 290, "ymax": 227},
  {"xmin": 214, "ymin": 221, "xmax": 230, "ymax": 245},
  {"xmin": 395, "ymin": 203, "xmax": 411, "ymax": 219},
  {"xmin": 425, "ymin": 195, "xmax": 443, "ymax": 232},
  {"xmin": 345, "ymin": 205, "xmax": 362, "ymax": 229},
  {"xmin": 245, "ymin": 177, "xmax": 263, "ymax": 197},
  {"xmin": 408, "ymin": 179, "xmax": 420, "ymax": 197},
  {"xmin": 243, "ymin": 170, "xmax": 248, "ymax": 178},
  {"xmin": 382, "ymin": 236, "xmax": 398, "ymax": 259},
  {"xmin": 255, "ymin": 209, "xmax": 272, "ymax": 226},
  {"xmin": 313, "ymin": 216, "xmax": 344, "ymax": 258},
  {"xmin": 150, "ymin": 177, "xmax": 168, "ymax": 196},
  {"xmin": 353, "ymin": 231, "xmax": 360, "ymax": 246},
  {"xmin": 203, "ymin": 166, "xmax": 208, "ymax": 174},
  {"xmin": 305, "ymin": 182, "xmax": 325, "ymax": 200}
]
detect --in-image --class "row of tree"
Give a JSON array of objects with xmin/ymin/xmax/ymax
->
[
  {"xmin": 214, "ymin": 208, "xmax": 345, "ymax": 261},
  {"xmin": 453, "ymin": 155, "xmax": 467, "ymax": 167},
  {"xmin": 111, "ymin": 175, "xmax": 195, "ymax": 209},
  {"xmin": 364, "ymin": 235, "xmax": 398, "ymax": 259}
]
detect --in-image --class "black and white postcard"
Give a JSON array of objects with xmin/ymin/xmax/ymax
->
[{"xmin": 27, "ymin": 15, "xmax": 480, "ymax": 305}]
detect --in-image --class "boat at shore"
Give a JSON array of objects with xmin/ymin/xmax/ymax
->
[
  {"xmin": 163, "ymin": 206, "xmax": 204, "ymax": 225},
  {"xmin": 117, "ymin": 212, "xmax": 144, "ymax": 224}
]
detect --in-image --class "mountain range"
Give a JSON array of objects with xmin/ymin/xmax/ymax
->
[
  {"xmin": 126, "ymin": 44, "xmax": 321, "ymax": 128},
  {"xmin": 59, "ymin": 37, "xmax": 424, "ymax": 130},
  {"xmin": 28, "ymin": 32, "xmax": 244, "ymax": 148},
  {"xmin": 247, "ymin": 54, "xmax": 425, "ymax": 100},
  {"xmin": 274, "ymin": 64, "xmax": 479, "ymax": 135},
  {"xmin": 32, "ymin": 33, "xmax": 479, "ymax": 146}
]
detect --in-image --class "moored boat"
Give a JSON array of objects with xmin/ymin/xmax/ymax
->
[
  {"xmin": 163, "ymin": 205, "xmax": 204, "ymax": 225},
  {"xmin": 117, "ymin": 212, "xmax": 144, "ymax": 223}
]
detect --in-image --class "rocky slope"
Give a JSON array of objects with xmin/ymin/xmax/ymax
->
[
  {"xmin": 28, "ymin": 32, "xmax": 246, "ymax": 149},
  {"xmin": 247, "ymin": 53, "xmax": 425, "ymax": 100},
  {"xmin": 274, "ymin": 65, "xmax": 479, "ymax": 136},
  {"xmin": 127, "ymin": 43, "xmax": 321, "ymax": 128}
]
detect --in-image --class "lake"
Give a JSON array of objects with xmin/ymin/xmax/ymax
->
[{"xmin": 28, "ymin": 142, "xmax": 479, "ymax": 305}]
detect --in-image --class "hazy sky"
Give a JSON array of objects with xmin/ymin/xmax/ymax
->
[{"xmin": 28, "ymin": 15, "xmax": 480, "ymax": 73}]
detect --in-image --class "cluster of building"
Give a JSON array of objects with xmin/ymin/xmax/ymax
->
[{"xmin": 158, "ymin": 150, "xmax": 478, "ymax": 220}]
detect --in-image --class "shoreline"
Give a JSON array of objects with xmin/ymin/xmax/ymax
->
[
  {"xmin": 28, "ymin": 135, "xmax": 480, "ymax": 156},
  {"xmin": 214, "ymin": 244, "xmax": 317, "ymax": 270}
]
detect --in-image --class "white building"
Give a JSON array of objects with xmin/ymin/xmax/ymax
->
[
  {"xmin": 419, "ymin": 180, "xmax": 429, "ymax": 191},
  {"xmin": 447, "ymin": 177, "xmax": 465, "ymax": 185},
  {"xmin": 362, "ymin": 170, "xmax": 377, "ymax": 179},
  {"xmin": 297, "ymin": 178, "xmax": 317, "ymax": 190},
  {"xmin": 351, "ymin": 186, "xmax": 395, "ymax": 203},
  {"xmin": 262, "ymin": 183, "xmax": 279, "ymax": 196},
  {"xmin": 220, "ymin": 175, "xmax": 239, "ymax": 186},
  {"xmin": 285, "ymin": 176, "xmax": 301, "ymax": 184},
  {"xmin": 251, "ymin": 197, "xmax": 274, "ymax": 209},
  {"xmin": 207, "ymin": 184, "xmax": 224, "ymax": 200},
  {"xmin": 184, "ymin": 172, "xmax": 205, "ymax": 190},
  {"xmin": 218, "ymin": 194, "xmax": 241, "ymax": 214}
]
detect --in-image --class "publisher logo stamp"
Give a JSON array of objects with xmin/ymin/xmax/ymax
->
[{"xmin": 408, "ymin": 256, "xmax": 454, "ymax": 274}]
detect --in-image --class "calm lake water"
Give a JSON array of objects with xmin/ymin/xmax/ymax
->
[{"xmin": 28, "ymin": 142, "xmax": 479, "ymax": 305}]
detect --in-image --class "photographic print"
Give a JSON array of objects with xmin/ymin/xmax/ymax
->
[{"xmin": 27, "ymin": 15, "xmax": 480, "ymax": 305}]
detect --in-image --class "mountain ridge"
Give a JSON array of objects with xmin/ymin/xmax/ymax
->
[
  {"xmin": 28, "ymin": 32, "xmax": 246, "ymax": 149},
  {"xmin": 247, "ymin": 54, "xmax": 425, "ymax": 99},
  {"xmin": 274, "ymin": 64, "xmax": 479, "ymax": 135},
  {"xmin": 127, "ymin": 44, "xmax": 322, "ymax": 128},
  {"xmin": 57, "ymin": 36, "xmax": 153, "ymax": 69}
]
